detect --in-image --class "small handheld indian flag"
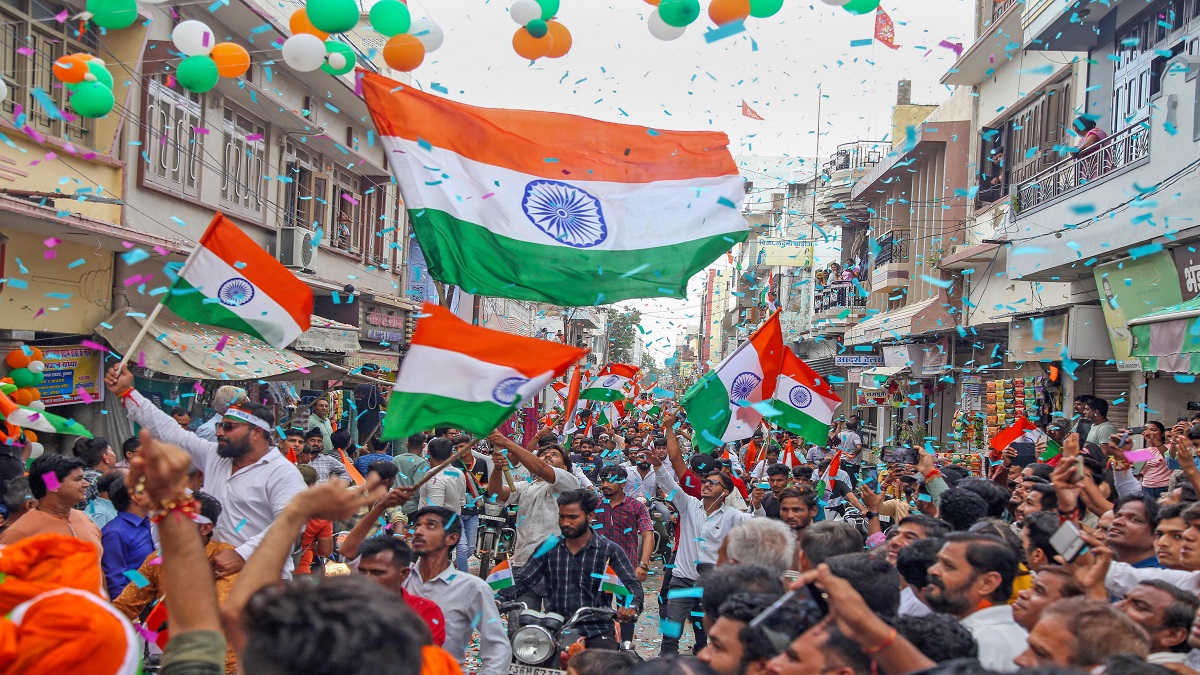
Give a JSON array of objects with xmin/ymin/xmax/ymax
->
[
  {"xmin": 814, "ymin": 450, "xmax": 842, "ymax": 499},
  {"xmin": 598, "ymin": 564, "xmax": 631, "ymax": 597},
  {"xmin": 486, "ymin": 560, "xmax": 515, "ymax": 591}
]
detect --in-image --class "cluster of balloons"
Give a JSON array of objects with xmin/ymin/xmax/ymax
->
[
  {"xmin": 509, "ymin": 0, "xmax": 571, "ymax": 61},
  {"xmin": 170, "ymin": 21, "xmax": 251, "ymax": 94},
  {"xmin": 644, "ymin": 0, "xmax": 781, "ymax": 41},
  {"xmin": 3, "ymin": 347, "xmax": 48, "ymax": 459},
  {"xmin": 52, "ymin": 54, "xmax": 116, "ymax": 118},
  {"xmin": 820, "ymin": 0, "xmax": 882, "ymax": 14},
  {"xmin": 284, "ymin": 0, "xmax": 442, "ymax": 74},
  {"xmin": 369, "ymin": 0, "xmax": 443, "ymax": 72},
  {"xmin": 85, "ymin": 0, "xmax": 140, "ymax": 31}
]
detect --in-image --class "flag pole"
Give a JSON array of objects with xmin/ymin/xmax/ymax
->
[{"xmin": 116, "ymin": 302, "xmax": 167, "ymax": 371}]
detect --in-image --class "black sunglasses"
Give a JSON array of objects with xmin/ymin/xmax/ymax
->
[{"xmin": 220, "ymin": 421, "xmax": 249, "ymax": 432}]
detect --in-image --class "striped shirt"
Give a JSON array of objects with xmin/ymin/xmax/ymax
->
[{"xmin": 305, "ymin": 453, "xmax": 348, "ymax": 483}]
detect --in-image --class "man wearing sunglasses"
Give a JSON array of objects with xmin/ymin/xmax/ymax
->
[{"xmin": 104, "ymin": 364, "xmax": 306, "ymax": 579}]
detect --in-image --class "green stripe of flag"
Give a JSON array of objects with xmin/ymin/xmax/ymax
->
[{"xmin": 382, "ymin": 391, "xmax": 513, "ymax": 440}]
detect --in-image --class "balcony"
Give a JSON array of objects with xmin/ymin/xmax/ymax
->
[
  {"xmin": 871, "ymin": 232, "xmax": 912, "ymax": 291},
  {"xmin": 816, "ymin": 141, "xmax": 888, "ymax": 226},
  {"xmin": 1013, "ymin": 122, "xmax": 1150, "ymax": 217}
]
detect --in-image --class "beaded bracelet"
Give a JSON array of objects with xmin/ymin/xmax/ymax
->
[{"xmin": 150, "ymin": 496, "xmax": 202, "ymax": 524}]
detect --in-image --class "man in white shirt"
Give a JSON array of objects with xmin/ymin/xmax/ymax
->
[
  {"xmin": 417, "ymin": 438, "xmax": 466, "ymax": 514},
  {"xmin": 104, "ymin": 364, "xmax": 305, "ymax": 577},
  {"xmin": 404, "ymin": 505, "xmax": 510, "ymax": 675},
  {"xmin": 836, "ymin": 417, "xmax": 865, "ymax": 488},
  {"xmin": 652, "ymin": 409, "xmax": 764, "ymax": 656},
  {"xmin": 621, "ymin": 447, "xmax": 658, "ymax": 502},
  {"xmin": 926, "ymin": 532, "xmax": 1027, "ymax": 672},
  {"xmin": 485, "ymin": 430, "xmax": 579, "ymax": 609}
]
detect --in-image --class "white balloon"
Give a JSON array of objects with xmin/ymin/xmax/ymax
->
[
  {"xmin": 172, "ymin": 20, "xmax": 216, "ymax": 57},
  {"xmin": 26, "ymin": 360, "xmax": 43, "ymax": 374},
  {"xmin": 408, "ymin": 19, "xmax": 444, "ymax": 53},
  {"xmin": 648, "ymin": 10, "xmax": 686, "ymax": 41},
  {"xmin": 282, "ymin": 33, "xmax": 328, "ymax": 72},
  {"xmin": 0, "ymin": 80, "xmax": 8, "ymax": 105},
  {"xmin": 27, "ymin": 442, "xmax": 43, "ymax": 460},
  {"xmin": 27, "ymin": 400, "xmax": 45, "ymax": 411},
  {"xmin": 820, "ymin": 0, "xmax": 851, "ymax": 5},
  {"xmin": 326, "ymin": 51, "xmax": 348, "ymax": 71},
  {"xmin": 510, "ymin": 0, "xmax": 541, "ymax": 25}
]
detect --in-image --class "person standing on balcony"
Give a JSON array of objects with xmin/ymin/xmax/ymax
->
[{"xmin": 1074, "ymin": 116, "xmax": 1107, "ymax": 155}]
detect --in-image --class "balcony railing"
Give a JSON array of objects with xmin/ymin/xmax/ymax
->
[
  {"xmin": 816, "ymin": 281, "xmax": 867, "ymax": 313},
  {"xmin": 1014, "ymin": 123, "xmax": 1151, "ymax": 217},
  {"xmin": 992, "ymin": 0, "xmax": 1018, "ymax": 20},
  {"xmin": 821, "ymin": 141, "xmax": 888, "ymax": 178},
  {"xmin": 874, "ymin": 235, "xmax": 911, "ymax": 268}
]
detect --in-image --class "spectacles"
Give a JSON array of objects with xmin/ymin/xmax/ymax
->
[
  {"xmin": 705, "ymin": 480, "xmax": 724, "ymax": 488},
  {"xmin": 220, "ymin": 421, "xmax": 249, "ymax": 432}
]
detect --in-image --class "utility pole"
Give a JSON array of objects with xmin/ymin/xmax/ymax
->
[{"xmin": 811, "ymin": 85, "xmax": 822, "ymax": 243}]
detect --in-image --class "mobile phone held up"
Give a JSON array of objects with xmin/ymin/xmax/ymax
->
[
  {"xmin": 1050, "ymin": 520, "xmax": 1088, "ymax": 563},
  {"xmin": 747, "ymin": 585, "xmax": 828, "ymax": 656}
]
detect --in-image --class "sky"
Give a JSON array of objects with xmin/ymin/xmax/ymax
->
[{"xmin": 396, "ymin": 0, "xmax": 975, "ymax": 363}]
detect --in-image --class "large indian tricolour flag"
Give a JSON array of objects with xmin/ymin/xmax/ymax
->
[
  {"xmin": 382, "ymin": 303, "xmax": 588, "ymax": 440},
  {"xmin": 682, "ymin": 313, "xmax": 785, "ymax": 450},
  {"xmin": 773, "ymin": 350, "xmax": 841, "ymax": 445},
  {"xmin": 163, "ymin": 213, "xmax": 313, "ymax": 349},
  {"xmin": 361, "ymin": 72, "xmax": 749, "ymax": 306},
  {"xmin": 579, "ymin": 363, "xmax": 639, "ymax": 402}
]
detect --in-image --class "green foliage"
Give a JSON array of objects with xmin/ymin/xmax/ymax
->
[{"xmin": 607, "ymin": 309, "xmax": 641, "ymax": 363}]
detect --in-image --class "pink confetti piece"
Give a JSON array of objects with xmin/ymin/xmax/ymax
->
[
  {"xmin": 121, "ymin": 241, "xmax": 135, "ymax": 249},
  {"xmin": 43, "ymin": 237, "xmax": 60, "ymax": 248},
  {"xmin": 43, "ymin": 250, "xmax": 55, "ymax": 260},
  {"xmin": 148, "ymin": 556, "xmax": 163, "ymax": 566},
  {"xmin": 44, "ymin": 152, "xmax": 55, "ymax": 161},
  {"xmin": 54, "ymin": 8, "xmax": 67, "ymax": 21},
  {"xmin": 193, "ymin": 127, "xmax": 210, "ymax": 135},
  {"xmin": 215, "ymin": 335, "xmax": 229, "ymax": 352},
  {"xmin": 354, "ymin": 72, "xmax": 363, "ymax": 96},
  {"xmin": 245, "ymin": 133, "xmax": 263, "ymax": 142},
  {"xmin": 193, "ymin": 382, "xmax": 205, "ymax": 395},
  {"xmin": 80, "ymin": 339, "xmax": 109, "ymax": 353},
  {"xmin": 134, "ymin": 624, "xmax": 159, "ymax": 644},
  {"xmin": 137, "ymin": 351, "xmax": 146, "ymax": 368},
  {"xmin": 938, "ymin": 40, "xmax": 963, "ymax": 57},
  {"xmin": 342, "ymin": 193, "xmax": 359, "ymax": 205},
  {"xmin": 16, "ymin": 47, "xmax": 34, "ymax": 56},
  {"xmin": 77, "ymin": 387, "xmax": 94, "ymax": 404},
  {"xmin": 41, "ymin": 472, "xmax": 60, "ymax": 492},
  {"xmin": 153, "ymin": 246, "xmax": 169, "ymax": 255},
  {"xmin": 202, "ymin": 31, "xmax": 210, "ymax": 47},
  {"xmin": 32, "ymin": 308, "xmax": 44, "ymax": 319},
  {"xmin": 482, "ymin": 192, "xmax": 495, "ymax": 199},
  {"xmin": 1123, "ymin": 449, "xmax": 1156, "ymax": 463}
]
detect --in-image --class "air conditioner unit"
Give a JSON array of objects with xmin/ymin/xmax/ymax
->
[{"xmin": 278, "ymin": 226, "xmax": 317, "ymax": 271}]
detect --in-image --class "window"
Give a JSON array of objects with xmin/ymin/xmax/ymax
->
[
  {"xmin": 1005, "ymin": 76, "xmax": 1073, "ymax": 185},
  {"xmin": 364, "ymin": 179, "xmax": 395, "ymax": 268},
  {"xmin": 281, "ymin": 144, "xmax": 326, "ymax": 232},
  {"xmin": 331, "ymin": 170, "xmax": 364, "ymax": 254},
  {"xmin": 144, "ymin": 74, "xmax": 203, "ymax": 199},
  {"xmin": 220, "ymin": 106, "xmax": 266, "ymax": 221},
  {"xmin": 0, "ymin": 0, "xmax": 95, "ymax": 145}
]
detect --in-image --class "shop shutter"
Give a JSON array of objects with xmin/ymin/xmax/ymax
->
[{"xmin": 1092, "ymin": 363, "xmax": 1132, "ymax": 429}]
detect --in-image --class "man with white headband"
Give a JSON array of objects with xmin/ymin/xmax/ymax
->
[{"xmin": 104, "ymin": 364, "xmax": 306, "ymax": 578}]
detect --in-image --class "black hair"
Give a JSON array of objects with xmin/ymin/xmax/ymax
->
[
  {"xmin": 697, "ymin": 564, "xmax": 784, "ymax": 627},
  {"xmin": 791, "ymin": 465, "xmax": 813, "ymax": 480},
  {"xmin": 895, "ymin": 537, "xmax": 943, "ymax": 589},
  {"xmin": 578, "ymin": 436, "xmax": 596, "ymax": 447},
  {"xmin": 367, "ymin": 460, "xmax": 399, "ymax": 483},
  {"xmin": 95, "ymin": 470, "xmax": 125, "ymax": 497},
  {"xmin": 427, "ymin": 437, "xmax": 454, "ymax": 463},
  {"xmin": 1086, "ymin": 396, "xmax": 1109, "ymax": 418},
  {"xmin": 451, "ymin": 434, "xmax": 473, "ymax": 447},
  {"xmin": 370, "ymin": 438, "xmax": 390, "ymax": 453},
  {"xmin": 557, "ymin": 488, "xmax": 599, "ymax": 514},
  {"xmin": 407, "ymin": 433, "xmax": 425, "ymax": 450},
  {"xmin": 937, "ymin": 489, "xmax": 989, "ymax": 531},
  {"xmin": 330, "ymin": 428, "xmax": 352, "ymax": 451},
  {"xmin": 411, "ymin": 506, "xmax": 463, "ymax": 538},
  {"xmin": 824, "ymin": 552, "xmax": 901, "ymax": 618},
  {"xmin": 121, "ymin": 437, "xmax": 140, "ymax": 457},
  {"xmin": 822, "ymin": 625, "xmax": 872, "ymax": 675},
  {"xmin": 799, "ymin": 521, "xmax": 864, "ymax": 567},
  {"xmin": 28, "ymin": 454, "xmax": 85, "ymax": 500},
  {"xmin": 568, "ymin": 649, "xmax": 640, "ymax": 675},
  {"xmin": 1159, "ymin": 501, "xmax": 1189, "ymax": 521},
  {"xmin": 537, "ymin": 443, "xmax": 573, "ymax": 473},
  {"xmin": 956, "ymin": 479, "xmax": 1009, "ymax": 519},
  {"xmin": 360, "ymin": 536, "xmax": 416, "ymax": 567},
  {"xmin": 305, "ymin": 428, "xmax": 324, "ymax": 441},
  {"xmin": 1101, "ymin": 655, "xmax": 1173, "ymax": 675},
  {"xmin": 626, "ymin": 656, "xmax": 721, "ymax": 675},
  {"xmin": 709, "ymin": 471, "xmax": 734, "ymax": 492},
  {"xmin": 898, "ymin": 514, "xmax": 954, "ymax": 539},
  {"xmin": 1073, "ymin": 115, "xmax": 1098, "ymax": 133},
  {"xmin": 285, "ymin": 427, "xmax": 306, "ymax": 439},
  {"xmin": 599, "ymin": 465, "xmax": 627, "ymax": 484},
  {"xmin": 895, "ymin": 614, "xmax": 979, "ymax": 663},
  {"xmin": 194, "ymin": 491, "xmax": 222, "ymax": 526},
  {"xmin": 170, "ymin": 407, "xmax": 189, "ymax": 417},
  {"xmin": 109, "ymin": 475, "xmax": 135, "ymax": 512},
  {"xmin": 777, "ymin": 487, "xmax": 817, "ymax": 510},
  {"xmin": 72, "ymin": 437, "xmax": 111, "ymax": 468},
  {"xmin": 942, "ymin": 532, "xmax": 1019, "ymax": 604},
  {"xmin": 3, "ymin": 476, "xmax": 31, "ymax": 514},
  {"xmin": 765, "ymin": 464, "xmax": 791, "ymax": 479},
  {"xmin": 1024, "ymin": 511, "xmax": 1060, "ymax": 563},
  {"xmin": 434, "ymin": 427, "xmax": 451, "ymax": 438},
  {"xmin": 1115, "ymin": 493, "xmax": 1161, "ymax": 530},
  {"xmin": 1021, "ymin": 476, "xmax": 1051, "ymax": 486},
  {"xmin": 242, "ymin": 575, "xmax": 425, "ymax": 675},
  {"xmin": 1027, "ymin": 483, "xmax": 1059, "ymax": 512}
]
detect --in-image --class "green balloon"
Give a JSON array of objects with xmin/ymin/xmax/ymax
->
[
  {"xmin": 535, "ymin": 0, "xmax": 558, "ymax": 20},
  {"xmin": 658, "ymin": 0, "xmax": 700, "ymax": 27},
  {"xmin": 368, "ymin": 0, "xmax": 410, "ymax": 37},
  {"xmin": 0, "ymin": 384, "xmax": 14, "ymax": 395},
  {"xmin": 8, "ymin": 368, "xmax": 34, "ymax": 390},
  {"xmin": 86, "ymin": 60, "xmax": 114, "ymax": 89},
  {"xmin": 306, "ymin": 0, "xmax": 360, "ymax": 34},
  {"xmin": 526, "ymin": 19, "xmax": 548, "ymax": 38},
  {"xmin": 321, "ymin": 41, "xmax": 356, "ymax": 75},
  {"xmin": 68, "ymin": 81, "xmax": 114, "ymax": 118},
  {"xmin": 841, "ymin": 0, "xmax": 880, "ymax": 15},
  {"xmin": 176, "ymin": 55, "xmax": 219, "ymax": 93},
  {"xmin": 748, "ymin": 0, "xmax": 784, "ymax": 17},
  {"xmin": 86, "ymin": 0, "xmax": 138, "ymax": 30}
]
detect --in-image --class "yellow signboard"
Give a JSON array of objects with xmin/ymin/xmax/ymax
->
[
  {"xmin": 755, "ymin": 239, "xmax": 814, "ymax": 268},
  {"xmin": 40, "ymin": 345, "xmax": 104, "ymax": 407}
]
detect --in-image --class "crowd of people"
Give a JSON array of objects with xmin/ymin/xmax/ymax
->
[{"xmin": 2, "ymin": 363, "xmax": 1199, "ymax": 675}]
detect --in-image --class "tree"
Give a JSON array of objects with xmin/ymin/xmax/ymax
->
[
  {"xmin": 639, "ymin": 352, "xmax": 664, "ymax": 387},
  {"xmin": 607, "ymin": 309, "xmax": 641, "ymax": 363}
]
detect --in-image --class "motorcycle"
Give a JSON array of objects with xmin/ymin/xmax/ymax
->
[
  {"xmin": 499, "ymin": 602, "xmax": 639, "ymax": 675},
  {"xmin": 477, "ymin": 501, "xmax": 517, "ymax": 579},
  {"xmin": 636, "ymin": 495, "xmax": 676, "ymax": 560}
]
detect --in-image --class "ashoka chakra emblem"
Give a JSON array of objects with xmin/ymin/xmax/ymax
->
[
  {"xmin": 521, "ymin": 180, "xmax": 608, "ymax": 249},
  {"xmin": 789, "ymin": 386, "xmax": 813, "ymax": 409},
  {"xmin": 217, "ymin": 278, "xmax": 255, "ymax": 307},
  {"xmin": 492, "ymin": 377, "xmax": 529, "ymax": 406},
  {"xmin": 601, "ymin": 375, "xmax": 620, "ymax": 387},
  {"xmin": 730, "ymin": 372, "xmax": 762, "ymax": 402}
]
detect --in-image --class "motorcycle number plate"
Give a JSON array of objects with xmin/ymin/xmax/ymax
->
[
  {"xmin": 509, "ymin": 665, "xmax": 564, "ymax": 675},
  {"xmin": 480, "ymin": 515, "xmax": 508, "ymax": 524}
]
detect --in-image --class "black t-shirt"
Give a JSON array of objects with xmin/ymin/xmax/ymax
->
[
  {"xmin": 761, "ymin": 492, "xmax": 781, "ymax": 519},
  {"xmin": 571, "ymin": 452, "xmax": 604, "ymax": 485}
]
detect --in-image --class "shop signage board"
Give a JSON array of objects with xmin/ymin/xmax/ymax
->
[
  {"xmin": 834, "ymin": 354, "xmax": 884, "ymax": 367},
  {"xmin": 361, "ymin": 303, "xmax": 408, "ymax": 345},
  {"xmin": 961, "ymin": 375, "xmax": 983, "ymax": 412},
  {"xmin": 1094, "ymin": 251, "xmax": 1182, "ymax": 372},
  {"xmin": 754, "ymin": 239, "xmax": 814, "ymax": 268},
  {"xmin": 40, "ymin": 346, "xmax": 104, "ymax": 407}
]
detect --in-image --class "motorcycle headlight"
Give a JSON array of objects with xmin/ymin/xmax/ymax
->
[{"xmin": 513, "ymin": 625, "xmax": 555, "ymax": 664}]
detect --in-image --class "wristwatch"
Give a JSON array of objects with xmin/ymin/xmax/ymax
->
[
  {"xmin": 865, "ymin": 511, "xmax": 879, "ymax": 520},
  {"xmin": 637, "ymin": 563, "xmax": 649, "ymax": 570}
]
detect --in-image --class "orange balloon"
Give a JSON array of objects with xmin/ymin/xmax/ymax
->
[
  {"xmin": 289, "ymin": 9, "xmax": 329, "ymax": 40},
  {"xmin": 52, "ymin": 54, "xmax": 90, "ymax": 84},
  {"xmin": 546, "ymin": 21, "xmax": 572, "ymax": 58},
  {"xmin": 26, "ymin": 389, "xmax": 38, "ymax": 402},
  {"xmin": 12, "ymin": 389, "xmax": 32, "ymax": 406},
  {"xmin": 708, "ymin": 0, "xmax": 750, "ymax": 25},
  {"xmin": 383, "ymin": 34, "xmax": 425, "ymax": 72},
  {"xmin": 27, "ymin": 347, "xmax": 42, "ymax": 361},
  {"xmin": 513, "ymin": 27, "xmax": 554, "ymax": 61},
  {"xmin": 22, "ymin": 430, "xmax": 36, "ymax": 443},
  {"xmin": 211, "ymin": 42, "xmax": 251, "ymax": 78},
  {"xmin": 643, "ymin": 0, "xmax": 660, "ymax": 5},
  {"xmin": 4, "ymin": 351, "xmax": 30, "ymax": 369}
]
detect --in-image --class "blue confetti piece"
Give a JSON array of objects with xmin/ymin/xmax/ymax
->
[
  {"xmin": 234, "ymin": 517, "xmax": 248, "ymax": 532},
  {"xmin": 533, "ymin": 534, "xmax": 561, "ymax": 558},
  {"xmin": 849, "ymin": 38, "xmax": 873, "ymax": 47},
  {"xmin": 659, "ymin": 619, "xmax": 683, "ymax": 638},
  {"xmin": 30, "ymin": 88, "xmax": 64, "ymax": 120},
  {"xmin": 667, "ymin": 586, "xmax": 704, "ymax": 599},
  {"xmin": 704, "ymin": 20, "xmax": 746, "ymax": 43},
  {"xmin": 124, "ymin": 569, "xmax": 150, "ymax": 588}
]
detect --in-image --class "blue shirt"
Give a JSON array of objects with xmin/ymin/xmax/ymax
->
[
  {"xmin": 100, "ymin": 511, "xmax": 155, "ymax": 599},
  {"xmin": 354, "ymin": 452, "xmax": 394, "ymax": 477},
  {"xmin": 87, "ymin": 497, "xmax": 118, "ymax": 530}
]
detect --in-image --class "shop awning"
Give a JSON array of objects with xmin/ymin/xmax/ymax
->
[
  {"xmin": 291, "ymin": 315, "xmax": 362, "ymax": 354},
  {"xmin": 98, "ymin": 310, "xmax": 316, "ymax": 381},
  {"xmin": 844, "ymin": 297, "xmax": 957, "ymax": 346},
  {"xmin": 1129, "ymin": 296, "xmax": 1200, "ymax": 373},
  {"xmin": 859, "ymin": 366, "xmax": 908, "ymax": 389}
]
